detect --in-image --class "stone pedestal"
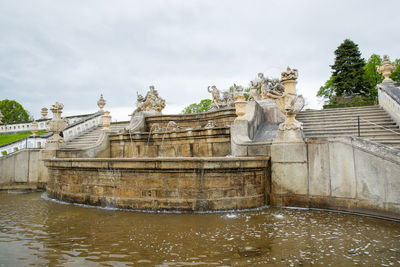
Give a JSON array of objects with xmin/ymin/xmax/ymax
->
[
  {"xmin": 270, "ymin": 139, "xmax": 308, "ymax": 206},
  {"xmin": 102, "ymin": 111, "xmax": 111, "ymax": 131}
]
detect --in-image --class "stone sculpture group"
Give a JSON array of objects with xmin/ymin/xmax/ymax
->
[
  {"xmin": 133, "ymin": 85, "xmax": 166, "ymax": 115},
  {"xmin": 207, "ymin": 85, "xmax": 235, "ymax": 110}
]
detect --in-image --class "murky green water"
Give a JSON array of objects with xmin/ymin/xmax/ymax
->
[{"xmin": 0, "ymin": 192, "xmax": 399, "ymax": 266}]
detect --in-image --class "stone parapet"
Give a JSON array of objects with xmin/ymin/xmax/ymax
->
[
  {"xmin": 45, "ymin": 157, "xmax": 270, "ymax": 211},
  {"xmin": 270, "ymin": 136, "xmax": 400, "ymax": 220}
]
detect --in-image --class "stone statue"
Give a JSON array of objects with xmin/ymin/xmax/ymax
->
[
  {"xmin": 232, "ymin": 83, "xmax": 244, "ymax": 99},
  {"xmin": 208, "ymin": 85, "xmax": 221, "ymax": 109},
  {"xmin": 127, "ymin": 86, "xmax": 166, "ymax": 132},
  {"xmin": 132, "ymin": 85, "xmax": 166, "ymax": 115},
  {"xmin": 280, "ymin": 66, "xmax": 298, "ymax": 82},
  {"xmin": 249, "ymin": 72, "xmax": 285, "ymax": 101},
  {"xmin": 261, "ymin": 78, "xmax": 285, "ymax": 99},
  {"xmin": 249, "ymin": 73, "xmax": 265, "ymax": 101},
  {"xmin": 223, "ymin": 91, "xmax": 235, "ymax": 107},
  {"xmin": 207, "ymin": 85, "xmax": 235, "ymax": 110}
]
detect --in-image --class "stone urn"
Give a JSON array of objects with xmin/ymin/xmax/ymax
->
[
  {"xmin": 46, "ymin": 102, "xmax": 67, "ymax": 149},
  {"xmin": 30, "ymin": 121, "xmax": 39, "ymax": 136},
  {"xmin": 97, "ymin": 94, "xmax": 106, "ymax": 111},
  {"xmin": 234, "ymin": 94, "xmax": 247, "ymax": 118},
  {"xmin": 377, "ymin": 55, "xmax": 396, "ymax": 82},
  {"xmin": 41, "ymin": 107, "xmax": 48, "ymax": 119}
]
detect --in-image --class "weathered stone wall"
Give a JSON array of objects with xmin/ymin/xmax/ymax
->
[
  {"xmin": 0, "ymin": 149, "xmax": 47, "ymax": 190},
  {"xmin": 145, "ymin": 108, "xmax": 236, "ymax": 131},
  {"xmin": 110, "ymin": 127, "xmax": 231, "ymax": 158},
  {"xmin": 270, "ymin": 136, "xmax": 400, "ymax": 219},
  {"xmin": 45, "ymin": 157, "xmax": 270, "ymax": 211}
]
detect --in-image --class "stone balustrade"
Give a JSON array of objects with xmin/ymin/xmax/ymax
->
[
  {"xmin": 62, "ymin": 112, "xmax": 103, "ymax": 142},
  {"xmin": 0, "ymin": 135, "xmax": 49, "ymax": 157}
]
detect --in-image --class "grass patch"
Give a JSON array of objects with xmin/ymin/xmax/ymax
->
[{"xmin": 0, "ymin": 130, "xmax": 47, "ymax": 146}]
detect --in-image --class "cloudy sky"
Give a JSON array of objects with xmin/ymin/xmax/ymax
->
[{"xmin": 1, "ymin": 0, "xmax": 399, "ymax": 121}]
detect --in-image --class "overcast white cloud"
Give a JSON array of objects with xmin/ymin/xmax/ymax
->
[{"xmin": 1, "ymin": 0, "xmax": 399, "ymax": 121}]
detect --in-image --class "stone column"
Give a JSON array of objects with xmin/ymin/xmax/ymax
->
[
  {"xmin": 30, "ymin": 121, "xmax": 38, "ymax": 136},
  {"xmin": 270, "ymin": 67, "xmax": 308, "ymax": 207}
]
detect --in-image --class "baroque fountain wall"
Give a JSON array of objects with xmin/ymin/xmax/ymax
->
[{"xmin": 45, "ymin": 87, "xmax": 271, "ymax": 211}]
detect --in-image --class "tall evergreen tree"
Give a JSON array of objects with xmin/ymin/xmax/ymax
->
[{"xmin": 331, "ymin": 39, "xmax": 368, "ymax": 96}]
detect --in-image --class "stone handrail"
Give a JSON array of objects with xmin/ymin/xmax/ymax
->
[
  {"xmin": 377, "ymin": 81, "xmax": 400, "ymax": 126},
  {"xmin": 62, "ymin": 111, "xmax": 103, "ymax": 142}
]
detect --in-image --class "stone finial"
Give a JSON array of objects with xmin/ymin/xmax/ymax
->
[
  {"xmin": 30, "ymin": 121, "xmax": 38, "ymax": 136},
  {"xmin": 97, "ymin": 94, "xmax": 106, "ymax": 111},
  {"xmin": 275, "ymin": 67, "xmax": 304, "ymax": 136},
  {"xmin": 377, "ymin": 55, "xmax": 396, "ymax": 82},
  {"xmin": 280, "ymin": 66, "xmax": 298, "ymax": 82},
  {"xmin": 41, "ymin": 107, "xmax": 48, "ymax": 119}
]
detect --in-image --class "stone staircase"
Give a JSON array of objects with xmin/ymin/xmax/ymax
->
[
  {"xmin": 64, "ymin": 123, "xmax": 128, "ymax": 150},
  {"xmin": 297, "ymin": 105, "xmax": 400, "ymax": 150}
]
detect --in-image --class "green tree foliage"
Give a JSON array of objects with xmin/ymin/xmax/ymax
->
[
  {"xmin": 0, "ymin": 99, "xmax": 30, "ymax": 123},
  {"xmin": 182, "ymin": 99, "xmax": 212, "ymax": 114},
  {"xmin": 390, "ymin": 59, "xmax": 400, "ymax": 82},
  {"xmin": 363, "ymin": 54, "xmax": 383, "ymax": 98},
  {"xmin": 316, "ymin": 76, "xmax": 335, "ymax": 104},
  {"xmin": 331, "ymin": 39, "xmax": 368, "ymax": 96}
]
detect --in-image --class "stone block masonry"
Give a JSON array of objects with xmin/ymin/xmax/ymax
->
[{"xmin": 45, "ymin": 157, "xmax": 270, "ymax": 211}]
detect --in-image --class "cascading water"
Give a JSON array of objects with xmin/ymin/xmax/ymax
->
[
  {"xmin": 160, "ymin": 121, "xmax": 177, "ymax": 157},
  {"xmin": 145, "ymin": 123, "xmax": 160, "ymax": 157}
]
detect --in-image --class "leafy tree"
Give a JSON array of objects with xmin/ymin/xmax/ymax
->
[
  {"xmin": 390, "ymin": 58, "xmax": 400, "ymax": 82},
  {"xmin": 182, "ymin": 99, "xmax": 211, "ymax": 114},
  {"xmin": 0, "ymin": 99, "xmax": 30, "ymax": 123},
  {"xmin": 363, "ymin": 54, "xmax": 383, "ymax": 98},
  {"xmin": 317, "ymin": 76, "xmax": 335, "ymax": 104},
  {"xmin": 331, "ymin": 39, "xmax": 368, "ymax": 96}
]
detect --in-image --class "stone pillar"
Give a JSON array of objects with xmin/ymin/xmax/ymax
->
[
  {"xmin": 102, "ymin": 111, "xmax": 111, "ymax": 131},
  {"xmin": 270, "ymin": 67, "xmax": 308, "ymax": 207},
  {"xmin": 30, "ymin": 121, "xmax": 38, "ymax": 136},
  {"xmin": 45, "ymin": 102, "xmax": 67, "ymax": 150}
]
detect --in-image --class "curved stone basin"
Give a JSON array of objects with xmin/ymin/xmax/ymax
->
[{"xmin": 45, "ymin": 157, "xmax": 270, "ymax": 211}]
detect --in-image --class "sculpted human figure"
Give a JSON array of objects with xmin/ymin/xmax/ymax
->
[
  {"xmin": 262, "ymin": 78, "xmax": 285, "ymax": 99},
  {"xmin": 208, "ymin": 85, "xmax": 221, "ymax": 109},
  {"xmin": 223, "ymin": 91, "xmax": 235, "ymax": 107},
  {"xmin": 132, "ymin": 86, "xmax": 165, "ymax": 115},
  {"xmin": 249, "ymin": 73, "xmax": 267, "ymax": 101}
]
